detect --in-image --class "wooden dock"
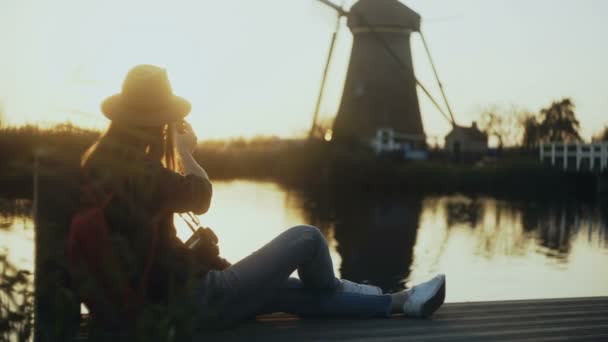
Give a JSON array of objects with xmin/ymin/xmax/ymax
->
[
  {"xmin": 31, "ymin": 156, "xmax": 608, "ymax": 341},
  {"xmin": 203, "ymin": 297, "xmax": 608, "ymax": 341}
]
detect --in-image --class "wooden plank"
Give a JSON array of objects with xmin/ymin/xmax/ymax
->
[
  {"xmin": 352, "ymin": 332, "xmax": 608, "ymax": 342},
  {"xmin": 446, "ymin": 296, "xmax": 606, "ymax": 305},
  {"xmin": 201, "ymin": 297, "xmax": 608, "ymax": 341},
  {"xmin": 224, "ymin": 319, "xmax": 608, "ymax": 338}
]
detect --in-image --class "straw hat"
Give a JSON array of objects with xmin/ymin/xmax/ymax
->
[{"xmin": 101, "ymin": 64, "xmax": 191, "ymax": 126}]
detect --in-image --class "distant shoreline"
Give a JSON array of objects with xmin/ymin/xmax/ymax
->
[{"xmin": 0, "ymin": 125, "xmax": 604, "ymax": 200}]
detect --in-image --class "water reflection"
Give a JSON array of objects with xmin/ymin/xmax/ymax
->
[
  {"xmin": 524, "ymin": 202, "xmax": 608, "ymax": 260},
  {"xmin": 0, "ymin": 199, "xmax": 35, "ymax": 273},
  {"xmin": 1, "ymin": 181, "xmax": 607, "ymax": 302},
  {"xmin": 0, "ymin": 199, "xmax": 32, "ymax": 225},
  {"xmin": 298, "ymin": 190, "xmax": 608, "ymax": 300},
  {"xmin": 301, "ymin": 191, "xmax": 422, "ymax": 292}
]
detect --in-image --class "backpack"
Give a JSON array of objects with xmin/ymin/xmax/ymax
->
[{"xmin": 67, "ymin": 184, "xmax": 159, "ymax": 325}]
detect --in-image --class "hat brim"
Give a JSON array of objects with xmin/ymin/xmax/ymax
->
[{"xmin": 101, "ymin": 93, "xmax": 191, "ymax": 126}]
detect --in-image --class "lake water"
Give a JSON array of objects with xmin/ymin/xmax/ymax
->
[{"xmin": 1, "ymin": 180, "xmax": 607, "ymax": 303}]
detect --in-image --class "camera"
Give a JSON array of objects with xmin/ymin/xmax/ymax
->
[{"xmin": 185, "ymin": 226, "xmax": 218, "ymax": 251}]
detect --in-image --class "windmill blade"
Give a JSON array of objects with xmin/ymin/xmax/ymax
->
[
  {"xmin": 420, "ymin": 30, "xmax": 457, "ymax": 126},
  {"xmin": 416, "ymin": 79, "xmax": 454, "ymax": 127},
  {"xmin": 310, "ymin": 13, "xmax": 343, "ymax": 139},
  {"xmin": 316, "ymin": 0, "xmax": 348, "ymax": 16}
]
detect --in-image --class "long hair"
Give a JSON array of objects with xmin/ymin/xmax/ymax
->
[{"xmin": 81, "ymin": 121, "xmax": 181, "ymax": 187}]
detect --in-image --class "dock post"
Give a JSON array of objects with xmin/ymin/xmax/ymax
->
[{"xmin": 33, "ymin": 149, "xmax": 81, "ymax": 342}]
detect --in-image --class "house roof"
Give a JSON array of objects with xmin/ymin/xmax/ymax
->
[
  {"xmin": 446, "ymin": 125, "xmax": 488, "ymax": 142},
  {"xmin": 348, "ymin": 0, "xmax": 421, "ymax": 31}
]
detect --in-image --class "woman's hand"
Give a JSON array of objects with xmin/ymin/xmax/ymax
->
[
  {"xmin": 175, "ymin": 121, "xmax": 197, "ymax": 154},
  {"xmin": 172, "ymin": 121, "xmax": 210, "ymax": 181}
]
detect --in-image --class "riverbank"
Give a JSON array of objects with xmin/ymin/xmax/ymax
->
[
  {"xmin": 0, "ymin": 125, "xmax": 602, "ymax": 200},
  {"xmin": 193, "ymin": 139, "xmax": 603, "ymax": 200}
]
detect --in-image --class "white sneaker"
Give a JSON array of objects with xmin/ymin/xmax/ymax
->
[
  {"xmin": 340, "ymin": 279, "xmax": 383, "ymax": 295},
  {"xmin": 402, "ymin": 274, "xmax": 446, "ymax": 318}
]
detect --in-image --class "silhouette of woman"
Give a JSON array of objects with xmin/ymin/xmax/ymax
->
[{"xmin": 77, "ymin": 64, "xmax": 446, "ymax": 330}]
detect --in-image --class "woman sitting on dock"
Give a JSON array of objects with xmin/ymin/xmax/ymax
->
[{"xmin": 70, "ymin": 65, "xmax": 446, "ymax": 332}]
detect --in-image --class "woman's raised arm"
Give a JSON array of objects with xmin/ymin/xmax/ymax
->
[
  {"xmin": 155, "ymin": 122, "xmax": 212, "ymax": 214},
  {"xmin": 174, "ymin": 121, "xmax": 210, "ymax": 182}
]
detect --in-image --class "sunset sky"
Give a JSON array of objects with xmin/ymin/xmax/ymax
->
[{"xmin": 0, "ymin": 0, "xmax": 606, "ymax": 143}]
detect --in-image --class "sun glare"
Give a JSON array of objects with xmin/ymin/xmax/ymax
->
[
  {"xmin": 1, "ymin": 0, "xmax": 606, "ymax": 141},
  {"xmin": 1, "ymin": 0, "xmax": 344, "ymax": 139},
  {"xmin": 324, "ymin": 129, "xmax": 333, "ymax": 142}
]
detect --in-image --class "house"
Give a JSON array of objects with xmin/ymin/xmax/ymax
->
[{"xmin": 445, "ymin": 122, "xmax": 488, "ymax": 159}]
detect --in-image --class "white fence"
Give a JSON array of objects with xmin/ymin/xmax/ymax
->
[{"xmin": 540, "ymin": 142, "xmax": 608, "ymax": 172}]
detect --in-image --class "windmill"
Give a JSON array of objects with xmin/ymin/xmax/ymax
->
[{"xmin": 310, "ymin": 0, "xmax": 457, "ymax": 155}]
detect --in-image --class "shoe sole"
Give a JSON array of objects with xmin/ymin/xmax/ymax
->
[{"xmin": 420, "ymin": 276, "xmax": 446, "ymax": 318}]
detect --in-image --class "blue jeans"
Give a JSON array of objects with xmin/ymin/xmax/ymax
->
[{"xmin": 200, "ymin": 225, "xmax": 392, "ymax": 325}]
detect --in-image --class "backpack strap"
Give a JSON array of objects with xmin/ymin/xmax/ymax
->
[
  {"xmin": 79, "ymin": 171, "xmax": 114, "ymax": 210},
  {"xmin": 136, "ymin": 220, "xmax": 159, "ymax": 300}
]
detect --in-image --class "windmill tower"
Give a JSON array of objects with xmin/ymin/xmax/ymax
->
[
  {"xmin": 334, "ymin": 0, "xmax": 424, "ymax": 146},
  {"xmin": 312, "ymin": 0, "xmax": 456, "ymax": 155}
]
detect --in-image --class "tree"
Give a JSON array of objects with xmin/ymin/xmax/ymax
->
[
  {"xmin": 478, "ymin": 105, "xmax": 528, "ymax": 148},
  {"xmin": 478, "ymin": 109, "xmax": 505, "ymax": 148},
  {"xmin": 521, "ymin": 114, "xmax": 541, "ymax": 148},
  {"xmin": 594, "ymin": 126, "xmax": 608, "ymax": 142},
  {"xmin": 521, "ymin": 98, "xmax": 581, "ymax": 147},
  {"xmin": 538, "ymin": 98, "xmax": 581, "ymax": 142}
]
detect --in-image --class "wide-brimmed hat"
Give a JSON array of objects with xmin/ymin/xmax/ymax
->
[{"xmin": 101, "ymin": 64, "xmax": 191, "ymax": 126}]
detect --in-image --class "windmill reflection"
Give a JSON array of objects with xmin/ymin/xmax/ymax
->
[
  {"xmin": 334, "ymin": 195, "xmax": 422, "ymax": 292},
  {"xmin": 301, "ymin": 191, "xmax": 422, "ymax": 293}
]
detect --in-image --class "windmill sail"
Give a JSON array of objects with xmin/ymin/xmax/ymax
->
[{"xmin": 310, "ymin": 10, "xmax": 343, "ymax": 139}]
